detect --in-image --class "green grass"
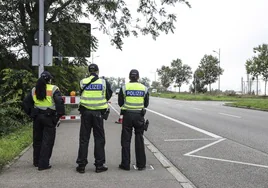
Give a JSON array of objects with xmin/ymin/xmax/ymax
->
[
  {"xmin": 225, "ymin": 99, "xmax": 268, "ymax": 111},
  {"xmin": 0, "ymin": 125, "xmax": 32, "ymax": 170},
  {"xmin": 151, "ymin": 92, "xmax": 268, "ymax": 110}
]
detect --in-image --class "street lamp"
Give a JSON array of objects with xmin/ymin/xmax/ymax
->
[
  {"xmin": 213, "ymin": 48, "xmax": 221, "ymax": 91},
  {"xmin": 92, "ymin": 54, "xmax": 100, "ymax": 64}
]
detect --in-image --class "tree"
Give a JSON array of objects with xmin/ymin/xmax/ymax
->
[
  {"xmin": 157, "ymin": 65, "xmax": 173, "ymax": 90},
  {"xmin": 189, "ymin": 68, "xmax": 207, "ymax": 93},
  {"xmin": 170, "ymin": 58, "xmax": 192, "ymax": 92},
  {"xmin": 106, "ymin": 77, "xmax": 118, "ymax": 92},
  {"xmin": 198, "ymin": 55, "xmax": 224, "ymax": 92},
  {"xmin": 246, "ymin": 44, "xmax": 268, "ymax": 96},
  {"xmin": 1, "ymin": 0, "xmax": 191, "ymax": 64},
  {"xmin": 140, "ymin": 77, "xmax": 150, "ymax": 88}
]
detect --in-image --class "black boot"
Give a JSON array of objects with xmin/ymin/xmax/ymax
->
[
  {"xmin": 95, "ymin": 165, "xmax": 108, "ymax": 173},
  {"xmin": 76, "ymin": 166, "xmax": 85, "ymax": 174},
  {"xmin": 119, "ymin": 164, "xmax": 130, "ymax": 171}
]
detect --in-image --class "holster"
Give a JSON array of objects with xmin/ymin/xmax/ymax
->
[
  {"xmin": 144, "ymin": 119, "xmax": 149, "ymax": 131},
  {"xmin": 141, "ymin": 108, "xmax": 146, "ymax": 116},
  {"xmin": 102, "ymin": 108, "xmax": 110, "ymax": 120}
]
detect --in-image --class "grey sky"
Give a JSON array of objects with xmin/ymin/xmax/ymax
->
[{"xmin": 84, "ymin": 0, "xmax": 268, "ymax": 93}]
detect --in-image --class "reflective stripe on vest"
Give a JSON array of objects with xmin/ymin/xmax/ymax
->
[
  {"xmin": 32, "ymin": 84, "xmax": 58, "ymax": 110},
  {"xmin": 121, "ymin": 82, "xmax": 147, "ymax": 110},
  {"xmin": 79, "ymin": 76, "xmax": 108, "ymax": 110}
]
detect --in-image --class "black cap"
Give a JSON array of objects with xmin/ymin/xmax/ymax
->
[
  {"xmin": 88, "ymin": 63, "xmax": 99, "ymax": 72},
  {"xmin": 129, "ymin": 69, "xmax": 139, "ymax": 78},
  {"xmin": 41, "ymin": 71, "xmax": 53, "ymax": 81}
]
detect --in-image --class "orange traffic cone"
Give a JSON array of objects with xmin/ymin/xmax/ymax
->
[{"xmin": 115, "ymin": 115, "xmax": 123, "ymax": 124}]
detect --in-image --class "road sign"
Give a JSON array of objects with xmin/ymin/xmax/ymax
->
[
  {"xmin": 34, "ymin": 30, "xmax": 50, "ymax": 45},
  {"xmin": 32, "ymin": 45, "xmax": 53, "ymax": 66}
]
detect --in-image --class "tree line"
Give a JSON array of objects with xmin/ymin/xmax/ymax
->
[{"xmin": 153, "ymin": 55, "xmax": 223, "ymax": 93}]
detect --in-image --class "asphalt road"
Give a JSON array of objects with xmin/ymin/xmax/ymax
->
[{"xmin": 109, "ymin": 96, "xmax": 268, "ymax": 188}]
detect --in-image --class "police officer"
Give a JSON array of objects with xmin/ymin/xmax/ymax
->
[
  {"xmin": 76, "ymin": 63, "xmax": 113, "ymax": 174},
  {"xmin": 23, "ymin": 71, "xmax": 65, "ymax": 171},
  {"xmin": 118, "ymin": 69, "xmax": 149, "ymax": 171}
]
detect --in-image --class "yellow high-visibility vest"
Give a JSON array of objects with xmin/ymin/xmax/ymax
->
[
  {"xmin": 32, "ymin": 84, "xmax": 58, "ymax": 110},
  {"xmin": 80, "ymin": 76, "xmax": 108, "ymax": 110},
  {"xmin": 121, "ymin": 82, "xmax": 147, "ymax": 110}
]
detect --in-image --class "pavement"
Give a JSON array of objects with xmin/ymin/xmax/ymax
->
[{"xmin": 0, "ymin": 107, "xmax": 189, "ymax": 188}]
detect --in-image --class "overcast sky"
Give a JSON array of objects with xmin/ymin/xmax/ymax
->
[{"xmin": 82, "ymin": 0, "xmax": 268, "ymax": 93}]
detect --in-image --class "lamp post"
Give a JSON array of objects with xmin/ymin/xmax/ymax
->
[
  {"xmin": 213, "ymin": 48, "xmax": 221, "ymax": 91},
  {"xmin": 92, "ymin": 54, "xmax": 100, "ymax": 64}
]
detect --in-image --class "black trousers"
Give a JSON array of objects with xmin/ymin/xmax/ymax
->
[
  {"xmin": 76, "ymin": 110, "xmax": 106, "ymax": 167},
  {"xmin": 33, "ymin": 114, "xmax": 56, "ymax": 168},
  {"xmin": 121, "ymin": 112, "xmax": 146, "ymax": 168}
]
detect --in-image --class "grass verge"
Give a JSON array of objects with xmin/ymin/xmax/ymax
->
[
  {"xmin": 0, "ymin": 125, "xmax": 32, "ymax": 171},
  {"xmin": 225, "ymin": 99, "xmax": 268, "ymax": 111},
  {"xmin": 151, "ymin": 92, "xmax": 268, "ymax": 110}
]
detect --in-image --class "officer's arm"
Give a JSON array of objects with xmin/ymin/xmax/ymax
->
[
  {"xmin": 22, "ymin": 92, "xmax": 34, "ymax": 116},
  {"xmin": 105, "ymin": 80, "xmax": 113, "ymax": 101},
  {"xmin": 118, "ymin": 88, "xmax": 124, "ymax": 107},
  {"xmin": 53, "ymin": 89, "xmax": 65, "ymax": 117},
  {"xmin": 144, "ymin": 91, "xmax": 149, "ymax": 108}
]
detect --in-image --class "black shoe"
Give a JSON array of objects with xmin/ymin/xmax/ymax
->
[
  {"xmin": 137, "ymin": 166, "xmax": 146, "ymax": 171},
  {"xmin": 33, "ymin": 163, "xmax": 38, "ymax": 167},
  {"xmin": 119, "ymin": 164, "xmax": 130, "ymax": 171},
  {"xmin": 38, "ymin": 165, "xmax": 52, "ymax": 171},
  {"xmin": 95, "ymin": 165, "xmax": 108, "ymax": 173},
  {"xmin": 76, "ymin": 166, "xmax": 85, "ymax": 174}
]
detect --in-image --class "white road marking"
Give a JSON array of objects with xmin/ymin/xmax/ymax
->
[
  {"xmin": 147, "ymin": 109, "xmax": 222, "ymax": 139},
  {"xmin": 184, "ymin": 138, "xmax": 226, "ymax": 156},
  {"xmin": 191, "ymin": 107, "xmax": 202, "ymax": 111},
  {"xmin": 219, "ymin": 112, "xmax": 241, "ymax": 118},
  {"xmin": 164, "ymin": 138, "xmax": 219, "ymax": 142},
  {"xmin": 184, "ymin": 138, "xmax": 268, "ymax": 169},
  {"xmin": 187, "ymin": 154, "xmax": 268, "ymax": 169}
]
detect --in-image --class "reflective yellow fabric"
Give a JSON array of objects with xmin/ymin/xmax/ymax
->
[
  {"xmin": 121, "ymin": 82, "xmax": 146, "ymax": 110},
  {"xmin": 32, "ymin": 84, "xmax": 58, "ymax": 110},
  {"xmin": 80, "ymin": 76, "xmax": 108, "ymax": 110}
]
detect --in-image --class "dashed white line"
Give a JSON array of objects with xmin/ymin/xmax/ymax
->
[
  {"xmin": 191, "ymin": 107, "xmax": 202, "ymax": 111},
  {"xmin": 219, "ymin": 112, "xmax": 241, "ymax": 118},
  {"xmin": 147, "ymin": 109, "xmax": 222, "ymax": 139}
]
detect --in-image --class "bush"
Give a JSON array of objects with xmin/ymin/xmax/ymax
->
[{"xmin": 0, "ymin": 101, "xmax": 30, "ymax": 136}]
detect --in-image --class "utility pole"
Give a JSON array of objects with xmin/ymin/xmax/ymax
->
[{"xmin": 38, "ymin": 0, "xmax": 45, "ymax": 77}]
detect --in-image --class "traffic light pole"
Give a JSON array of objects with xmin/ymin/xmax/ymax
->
[{"xmin": 38, "ymin": 0, "xmax": 45, "ymax": 77}]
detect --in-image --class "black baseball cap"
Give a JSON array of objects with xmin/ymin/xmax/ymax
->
[
  {"xmin": 41, "ymin": 71, "xmax": 53, "ymax": 81},
  {"xmin": 88, "ymin": 63, "xmax": 99, "ymax": 72},
  {"xmin": 129, "ymin": 69, "xmax": 139, "ymax": 78}
]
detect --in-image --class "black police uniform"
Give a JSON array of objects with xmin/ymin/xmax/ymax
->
[
  {"xmin": 118, "ymin": 70, "xmax": 150, "ymax": 170},
  {"xmin": 23, "ymin": 72, "xmax": 65, "ymax": 170},
  {"xmin": 76, "ymin": 64, "xmax": 113, "ymax": 173}
]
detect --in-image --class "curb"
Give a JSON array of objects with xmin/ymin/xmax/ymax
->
[
  {"xmin": 1, "ymin": 143, "xmax": 33, "ymax": 173},
  {"xmin": 223, "ymin": 103, "xmax": 268, "ymax": 112}
]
